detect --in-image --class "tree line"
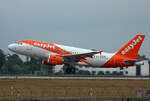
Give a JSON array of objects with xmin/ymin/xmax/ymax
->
[{"xmin": 0, "ymin": 49, "xmax": 53, "ymax": 75}]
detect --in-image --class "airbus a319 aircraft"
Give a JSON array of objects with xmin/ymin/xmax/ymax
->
[{"xmin": 8, "ymin": 34, "xmax": 145, "ymax": 73}]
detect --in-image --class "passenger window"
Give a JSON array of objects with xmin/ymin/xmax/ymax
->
[{"xmin": 15, "ymin": 42, "xmax": 23, "ymax": 45}]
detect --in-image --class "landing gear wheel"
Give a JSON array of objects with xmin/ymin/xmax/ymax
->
[
  {"xmin": 65, "ymin": 66, "xmax": 76, "ymax": 74},
  {"xmin": 66, "ymin": 68, "xmax": 72, "ymax": 74},
  {"xmin": 65, "ymin": 64, "xmax": 76, "ymax": 74}
]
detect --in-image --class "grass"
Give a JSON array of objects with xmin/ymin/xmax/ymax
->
[{"xmin": 0, "ymin": 79, "xmax": 149, "ymax": 101}]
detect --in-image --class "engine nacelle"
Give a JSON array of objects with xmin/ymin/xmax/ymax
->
[{"xmin": 44, "ymin": 55, "xmax": 63, "ymax": 65}]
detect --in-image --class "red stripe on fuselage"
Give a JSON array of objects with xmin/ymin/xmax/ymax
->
[{"xmin": 17, "ymin": 40, "xmax": 91, "ymax": 65}]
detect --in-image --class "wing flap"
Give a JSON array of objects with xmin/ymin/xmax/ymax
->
[{"xmin": 58, "ymin": 51, "xmax": 102, "ymax": 62}]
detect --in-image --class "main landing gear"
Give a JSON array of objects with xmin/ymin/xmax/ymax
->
[{"xmin": 65, "ymin": 64, "xmax": 76, "ymax": 74}]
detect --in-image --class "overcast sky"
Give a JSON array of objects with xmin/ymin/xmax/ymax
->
[{"xmin": 0, "ymin": 0, "xmax": 150, "ymax": 58}]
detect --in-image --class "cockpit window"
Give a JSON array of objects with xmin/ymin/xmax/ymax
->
[{"xmin": 15, "ymin": 42, "xmax": 23, "ymax": 45}]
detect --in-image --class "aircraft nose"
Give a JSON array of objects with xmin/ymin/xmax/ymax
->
[{"xmin": 8, "ymin": 44, "xmax": 16, "ymax": 51}]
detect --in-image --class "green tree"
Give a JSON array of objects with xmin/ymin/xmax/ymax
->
[
  {"xmin": 43, "ymin": 65, "xmax": 54, "ymax": 74},
  {"xmin": 112, "ymin": 71, "xmax": 120, "ymax": 76},
  {"xmin": 92, "ymin": 71, "xmax": 96, "ymax": 75},
  {"xmin": 97, "ymin": 71, "xmax": 104, "ymax": 75},
  {"xmin": 11, "ymin": 64, "xmax": 22, "ymax": 74},
  {"xmin": 105, "ymin": 71, "xmax": 111, "ymax": 75},
  {"xmin": 0, "ymin": 49, "xmax": 5, "ymax": 68},
  {"xmin": 5, "ymin": 54, "xmax": 23, "ymax": 74},
  {"xmin": 22, "ymin": 65, "xmax": 31, "ymax": 74},
  {"xmin": 6, "ymin": 54, "xmax": 23, "ymax": 67},
  {"xmin": 1, "ymin": 65, "xmax": 8, "ymax": 74},
  {"xmin": 148, "ymin": 60, "xmax": 150, "ymax": 76},
  {"xmin": 27, "ymin": 58, "xmax": 42, "ymax": 74}
]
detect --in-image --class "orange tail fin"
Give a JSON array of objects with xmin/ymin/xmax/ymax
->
[
  {"xmin": 116, "ymin": 34, "xmax": 145, "ymax": 59},
  {"xmin": 102, "ymin": 34, "xmax": 145, "ymax": 67}
]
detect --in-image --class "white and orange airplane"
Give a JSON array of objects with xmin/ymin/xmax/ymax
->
[{"xmin": 8, "ymin": 34, "xmax": 145, "ymax": 73}]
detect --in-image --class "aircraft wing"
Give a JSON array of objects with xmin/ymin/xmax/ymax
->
[{"xmin": 59, "ymin": 51, "xmax": 102, "ymax": 62}]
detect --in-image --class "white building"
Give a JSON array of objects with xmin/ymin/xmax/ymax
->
[
  {"xmin": 77, "ymin": 60, "xmax": 150, "ymax": 76},
  {"xmin": 141, "ymin": 60, "xmax": 149, "ymax": 76},
  {"xmin": 122, "ymin": 60, "xmax": 149, "ymax": 76},
  {"xmin": 53, "ymin": 65, "xmax": 64, "ymax": 73},
  {"xmin": 54, "ymin": 60, "xmax": 150, "ymax": 76}
]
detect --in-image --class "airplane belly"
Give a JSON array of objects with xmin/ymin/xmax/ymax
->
[{"xmin": 85, "ymin": 58, "xmax": 107, "ymax": 67}]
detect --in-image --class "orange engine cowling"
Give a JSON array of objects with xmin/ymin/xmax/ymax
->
[{"xmin": 44, "ymin": 55, "xmax": 63, "ymax": 65}]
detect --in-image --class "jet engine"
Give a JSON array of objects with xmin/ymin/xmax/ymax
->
[{"xmin": 43, "ymin": 55, "xmax": 63, "ymax": 65}]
